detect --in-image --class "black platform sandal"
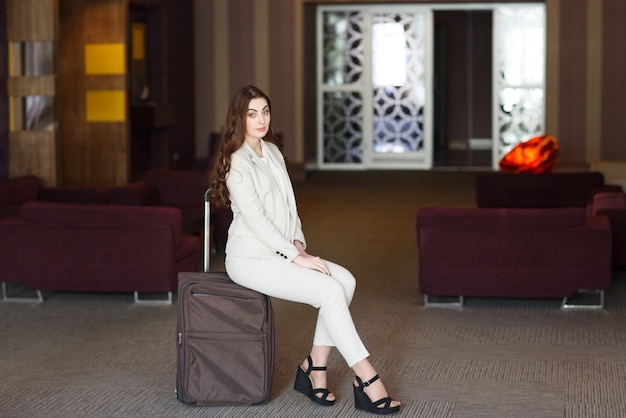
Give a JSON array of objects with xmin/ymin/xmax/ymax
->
[
  {"xmin": 353, "ymin": 374, "xmax": 400, "ymax": 415},
  {"xmin": 293, "ymin": 355, "xmax": 335, "ymax": 406}
]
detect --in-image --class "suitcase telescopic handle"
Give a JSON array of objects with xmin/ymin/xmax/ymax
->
[{"xmin": 203, "ymin": 188, "xmax": 211, "ymax": 273}]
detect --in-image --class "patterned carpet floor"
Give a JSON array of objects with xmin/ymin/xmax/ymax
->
[{"xmin": 1, "ymin": 170, "xmax": 625, "ymax": 417}]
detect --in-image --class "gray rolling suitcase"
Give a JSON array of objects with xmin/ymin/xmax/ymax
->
[{"xmin": 176, "ymin": 190, "xmax": 275, "ymax": 405}]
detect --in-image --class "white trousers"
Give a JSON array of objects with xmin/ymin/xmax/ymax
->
[{"xmin": 225, "ymin": 255, "xmax": 370, "ymax": 368}]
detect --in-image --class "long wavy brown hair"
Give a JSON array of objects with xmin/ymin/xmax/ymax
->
[{"xmin": 208, "ymin": 85, "xmax": 284, "ymax": 208}]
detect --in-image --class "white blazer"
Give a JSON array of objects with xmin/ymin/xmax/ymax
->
[{"xmin": 225, "ymin": 140, "xmax": 306, "ymax": 261}]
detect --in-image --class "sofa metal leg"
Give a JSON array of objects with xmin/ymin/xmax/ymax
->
[
  {"xmin": 133, "ymin": 291, "xmax": 173, "ymax": 305},
  {"xmin": 424, "ymin": 294, "xmax": 464, "ymax": 309},
  {"xmin": 1, "ymin": 282, "xmax": 44, "ymax": 303},
  {"xmin": 561, "ymin": 289, "xmax": 604, "ymax": 310}
]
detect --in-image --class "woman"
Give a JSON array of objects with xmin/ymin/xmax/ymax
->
[{"xmin": 208, "ymin": 85, "xmax": 400, "ymax": 415}]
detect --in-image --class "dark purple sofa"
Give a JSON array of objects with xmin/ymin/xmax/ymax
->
[
  {"xmin": 475, "ymin": 172, "xmax": 621, "ymax": 211},
  {"xmin": 0, "ymin": 174, "xmax": 109, "ymax": 219},
  {"xmin": 0, "ymin": 201, "xmax": 199, "ymax": 302},
  {"xmin": 416, "ymin": 207, "xmax": 612, "ymax": 308},
  {"xmin": 109, "ymin": 169, "xmax": 232, "ymax": 251}
]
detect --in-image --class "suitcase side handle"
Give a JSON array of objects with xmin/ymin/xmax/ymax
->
[{"xmin": 204, "ymin": 188, "xmax": 211, "ymax": 273}]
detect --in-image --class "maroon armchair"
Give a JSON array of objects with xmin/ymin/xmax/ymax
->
[
  {"xmin": 593, "ymin": 191, "xmax": 626, "ymax": 267},
  {"xmin": 0, "ymin": 175, "xmax": 40, "ymax": 219},
  {"xmin": 416, "ymin": 207, "xmax": 612, "ymax": 308},
  {"xmin": 0, "ymin": 201, "xmax": 199, "ymax": 302}
]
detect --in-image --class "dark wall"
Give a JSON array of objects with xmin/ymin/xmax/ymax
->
[
  {"xmin": 163, "ymin": 0, "xmax": 196, "ymax": 167},
  {"xmin": 228, "ymin": 0, "xmax": 255, "ymax": 94},
  {"xmin": 433, "ymin": 11, "xmax": 492, "ymax": 150},
  {"xmin": 470, "ymin": 11, "xmax": 492, "ymax": 140},
  {"xmin": 127, "ymin": 0, "xmax": 197, "ymax": 172},
  {"xmin": 602, "ymin": 0, "xmax": 626, "ymax": 160},
  {"xmin": 269, "ymin": 0, "xmax": 297, "ymax": 160},
  {"xmin": 303, "ymin": 3, "xmax": 317, "ymax": 164},
  {"xmin": 435, "ymin": 11, "xmax": 468, "ymax": 146},
  {"xmin": 558, "ymin": 0, "xmax": 587, "ymax": 165}
]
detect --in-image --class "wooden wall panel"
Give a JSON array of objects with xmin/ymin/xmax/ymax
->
[
  {"xmin": 6, "ymin": 0, "xmax": 57, "ymax": 41},
  {"xmin": 9, "ymin": 131, "xmax": 57, "ymax": 185},
  {"xmin": 7, "ymin": 75, "xmax": 56, "ymax": 96},
  {"xmin": 83, "ymin": 0, "xmax": 127, "ymax": 43},
  {"xmin": 0, "ymin": 0, "xmax": 8, "ymax": 179},
  {"xmin": 85, "ymin": 75, "xmax": 126, "ymax": 90},
  {"xmin": 6, "ymin": 0, "xmax": 59, "ymax": 185},
  {"xmin": 58, "ymin": 0, "xmax": 129, "ymax": 186},
  {"xmin": 85, "ymin": 123, "xmax": 128, "ymax": 185},
  {"xmin": 58, "ymin": 0, "xmax": 87, "ymax": 185}
]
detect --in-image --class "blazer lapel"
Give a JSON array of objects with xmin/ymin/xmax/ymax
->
[
  {"xmin": 264, "ymin": 143, "xmax": 299, "ymax": 221},
  {"xmin": 240, "ymin": 140, "xmax": 299, "ymax": 238},
  {"xmin": 242, "ymin": 142, "xmax": 275, "ymax": 183}
]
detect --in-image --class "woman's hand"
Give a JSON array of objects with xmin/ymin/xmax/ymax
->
[
  {"xmin": 292, "ymin": 240, "xmax": 329, "ymax": 275},
  {"xmin": 293, "ymin": 254, "xmax": 330, "ymax": 275}
]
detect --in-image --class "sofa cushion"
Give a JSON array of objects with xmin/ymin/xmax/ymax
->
[
  {"xmin": 0, "ymin": 175, "xmax": 40, "ymax": 206},
  {"xmin": 417, "ymin": 207, "xmax": 586, "ymax": 228},
  {"xmin": 143, "ymin": 169, "xmax": 209, "ymax": 206},
  {"xmin": 476, "ymin": 172, "xmax": 605, "ymax": 208},
  {"xmin": 108, "ymin": 181, "xmax": 160, "ymax": 205},
  {"xmin": 592, "ymin": 192, "xmax": 626, "ymax": 215},
  {"xmin": 18, "ymin": 201, "xmax": 184, "ymax": 247},
  {"xmin": 38, "ymin": 186, "xmax": 109, "ymax": 204}
]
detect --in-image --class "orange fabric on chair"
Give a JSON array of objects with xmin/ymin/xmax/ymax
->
[{"xmin": 499, "ymin": 135, "xmax": 559, "ymax": 174}]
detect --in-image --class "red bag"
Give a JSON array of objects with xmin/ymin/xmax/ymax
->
[{"xmin": 499, "ymin": 135, "xmax": 559, "ymax": 174}]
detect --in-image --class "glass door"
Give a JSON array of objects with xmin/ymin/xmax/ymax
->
[
  {"xmin": 370, "ymin": 11, "xmax": 431, "ymax": 168},
  {"xmin": 317, "ymin": 3, "xmax": 545, "ymax": 171},
  {"xmin": 318, "ymin": 9, "xmax": 367, "ymax": 166},
  {"xmin": 493, "ymin": 5, "xmax": 546, "ymax": 169},
  {"xmin": 317, "ymin": 6, "xmax": 432, "ymax": 169}
]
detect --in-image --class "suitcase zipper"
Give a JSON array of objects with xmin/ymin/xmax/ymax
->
[{"xmin": 191, "ymin": 292, "xmax": 254, "ymax": 301}]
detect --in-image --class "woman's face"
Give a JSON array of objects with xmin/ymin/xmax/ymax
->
[{"xmin": 245, "ymin": 97, "xmax": 270, "ymax": 141}]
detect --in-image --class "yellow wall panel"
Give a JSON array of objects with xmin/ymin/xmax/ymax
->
[
  {"xmin": 86, "ymin": 90, "xmax": 126, "ymax": 122},
  {"xmin": 85, "ymin": 43, "xmax": 125, "ymax": 74},
  {"xmin": 132, "ymin": 23, "xmax": 145, "ymax": 60}
]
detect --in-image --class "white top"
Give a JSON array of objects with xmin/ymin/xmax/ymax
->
[{"xmin": 260, "ymin": 141, "xmax": 290, "ymax": 205}]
